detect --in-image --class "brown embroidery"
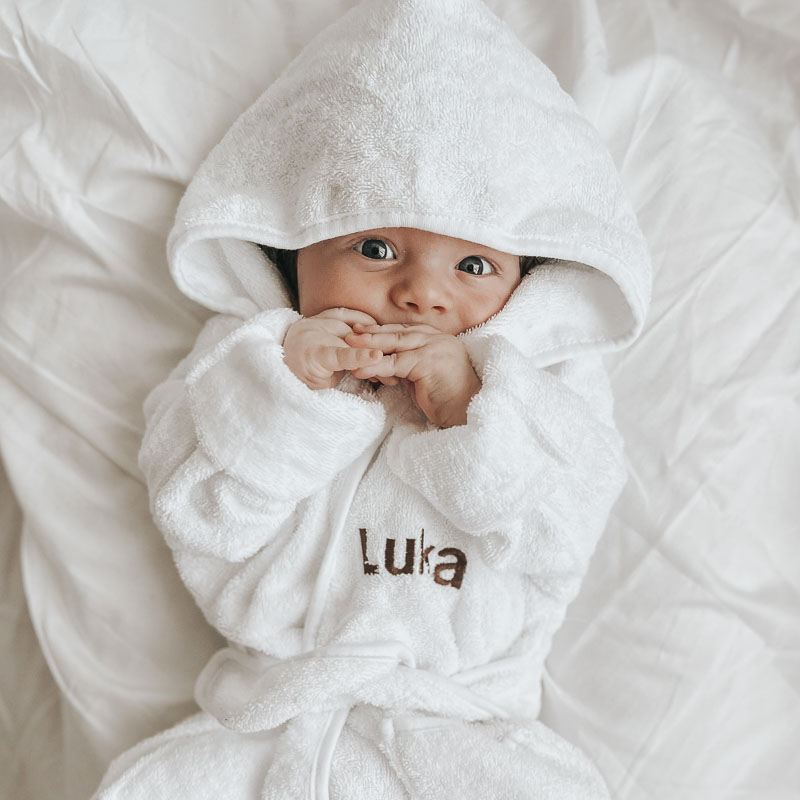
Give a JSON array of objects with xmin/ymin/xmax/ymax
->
[
  {"xmin": 385, "ymin": 538, "xmax": 415, "ymax": 575},
  {"xmin": 358, "ymin": 528, "xmax": 466, "ymax": 589},
  {"xmin": 419, "ymin": 529, "xmax": 435, "ymax": 575},
  {"xmin": 359, "ymin": 528, "xmax": 378, "ymax": 575},
  {"xmin": 433, "ymin": 548, "xmax": 467, "ymax": 590}
]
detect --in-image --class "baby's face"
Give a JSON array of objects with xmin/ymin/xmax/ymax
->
[{"xmin": 296, "ymin": 227, "xmax": 521, "ymax": 335}]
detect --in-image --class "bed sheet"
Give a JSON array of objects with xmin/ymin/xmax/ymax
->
[{"xmin": 1, "ymin": 0, "xmax": 798, "ymax": 798}]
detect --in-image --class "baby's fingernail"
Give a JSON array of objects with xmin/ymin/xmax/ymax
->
[{"xmin": 369, "ymin": 349, "xmax": 381, "ymax": 359}]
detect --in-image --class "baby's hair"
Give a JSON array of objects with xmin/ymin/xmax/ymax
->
[
  {"xmin": 519, "ymin": 255, "xmax": 553, "ymax": 273},
  {"xmin": 259, "ymin": 245, "xmax": 299, "ymax": 300},
  {"xmin": 257, "ymin": 245, "xmax": 553, "ymax": 303}
]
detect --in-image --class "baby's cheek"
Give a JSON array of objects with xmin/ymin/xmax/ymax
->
[{"xmin": 458, "ymin": 300, "xmax": 502, "ymax": 332}]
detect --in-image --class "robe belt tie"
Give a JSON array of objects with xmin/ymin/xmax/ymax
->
[{"xmin": 195, "ymin": 641, "xmax": 531, "ymax": 800}]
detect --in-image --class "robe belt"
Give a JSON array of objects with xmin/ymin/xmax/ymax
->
[{"xmin": 194, "ymin": 641, "xmax": 534, "ymax": 799}]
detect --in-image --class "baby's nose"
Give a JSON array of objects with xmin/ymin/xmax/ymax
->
[{"xmin": 391, "ymin": 262, "xmax": 449, "ymax": 316}]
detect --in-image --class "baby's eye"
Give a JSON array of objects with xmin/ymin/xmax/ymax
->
[
  {"xmin": 457, "ymin": 256, "xmax": 493, "ymax": 276},
  {"xmin": 356, "ymin": 238, "xmax": 396, "ymax": 260}
]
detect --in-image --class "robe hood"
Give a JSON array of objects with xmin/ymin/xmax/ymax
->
[{"xmin": 167, "ymin": 0, "xmax": 651, "ymax": 365}]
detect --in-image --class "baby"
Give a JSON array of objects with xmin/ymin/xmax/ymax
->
[{"xmin": 94, "ymin": 0, "xmax": 650, "ymax": 797}]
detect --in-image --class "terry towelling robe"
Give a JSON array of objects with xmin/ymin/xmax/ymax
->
[{"xmin": 94, "ymin": 0, "xmax": 651, "ymax": 797}]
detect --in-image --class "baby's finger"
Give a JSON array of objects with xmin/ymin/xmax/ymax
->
[
  {"xmin": 345, "ymin": 329, "xmax": 432, "ymax": 353},
  {"xmin": 351, "ymin": 351, "xmax": 416, "ymax": 381},
  {"xmin": 317, "ymin": 345, "xmax": 383, "ymax": 373},
  {"xmin": 314, "ymin": 308, "xmax": 378, "ymax": 328},
  {"xmin": 351, "ymin": 322, "xmax": 441, "ymax": 335}
]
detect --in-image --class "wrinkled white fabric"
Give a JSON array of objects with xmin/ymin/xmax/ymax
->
[
  {"xmin": 3, "ymin": 1, "xmax": 798, "ymax": 799},
  {"xmin": 92, "ymin": 0, "xmax": 650, "ymax": 797}
]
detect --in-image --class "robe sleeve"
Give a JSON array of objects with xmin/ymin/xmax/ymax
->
[
  {"xmin": 384, "ymin": 336, "xmax": 627, "ymax": 575},
  {"xmin": 138, "ymin": 308, "xmax": 387, "ymax": 563}
]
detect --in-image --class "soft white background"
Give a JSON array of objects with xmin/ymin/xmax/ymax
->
[{"xmin": 1, "ymin": 0, "xmax": 798, "ymax": 798}]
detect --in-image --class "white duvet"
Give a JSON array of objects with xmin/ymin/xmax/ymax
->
[{"xmin": 1, "ymin": 1, "xmax": 798, "ymax": 799}]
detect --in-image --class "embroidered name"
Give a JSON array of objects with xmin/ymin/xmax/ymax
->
[{"xmin": 359, "ymin": 528, "xmax": 467, "ymax": 590}]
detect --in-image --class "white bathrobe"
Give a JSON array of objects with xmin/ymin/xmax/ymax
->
[{"xmin": 94, "ymin": 0, "xmax": 651, "ymax": 797}]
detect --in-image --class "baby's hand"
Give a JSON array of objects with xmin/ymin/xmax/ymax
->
[
  {"xmin": 283, "ymin": 308, "xmax": 383, "ymax": 390},
  {"xmin": 345, "ymin": 323, "xmax": 481, "ymax": 428}
]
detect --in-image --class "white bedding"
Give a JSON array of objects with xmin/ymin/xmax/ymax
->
[{"xmin": 1, "ymin": 1, "xmax": 798, "ymax": 798}]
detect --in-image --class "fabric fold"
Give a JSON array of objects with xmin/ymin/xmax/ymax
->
[
  {"xmin": 380, "ymin": 716, "xmax": 610, "ymax": 800},
  {"xmin": 194, "ymin": 641, "xmax": 522, "ymax": 733}
]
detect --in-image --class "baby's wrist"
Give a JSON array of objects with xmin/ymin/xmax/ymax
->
[{"xmin": 430, "ymin": 372, "xmax": 481, "ymax": 429}]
